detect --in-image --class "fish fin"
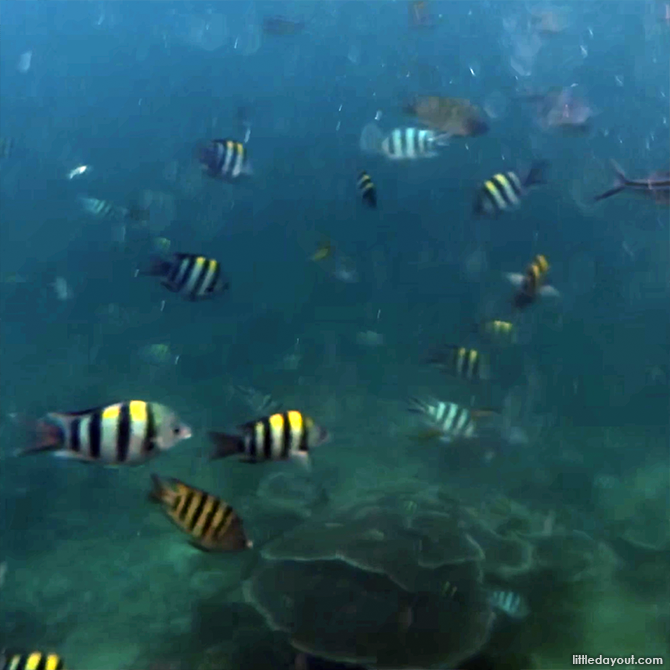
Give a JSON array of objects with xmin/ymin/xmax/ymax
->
[
  {"xmin": 15, "ymin": 418, "xmax": 66, "ymax": 457},
  {"xmin": 359, "ymin": 122, "xmax": 385, "ymax": 155},
  {"xmin": 594, "ymin": 160, "xmax": 628, "ymax": 201},
  {"xmin": 505, "ymin": 272, "xmax": 526, "ymax": 287},
  {"xmin": 208, "ymin": 432, "xmax": 244, "ymax": 460},
  {"xmin": 149, "ymin": 473, "xmax": 173, "ymax": 504},
  {"xmin": 293, "ymin": 451, "xmax": 312, "ymax": 471},
  {"xmin": 413, "ymin": 428, "xmax": 444, "ymax": 442},
  {"xmin": 432, "ymin": 132, "xmax": 452, "ymax": 147},
  {"xmin": 524, "ymin": 160, "xmax": 549, "ymax": 187},
  {"xmin": 187, "ymin": 539, "xmax": 211, "ymax": 552},
  {"xmin": 539, "ymin": 285, "xmax": 561, "ymax": 298},
  {"xmin": 138, "ymin": 256, "xmax": 173, "ymax": 278}
]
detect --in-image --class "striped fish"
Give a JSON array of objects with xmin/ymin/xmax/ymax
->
[
  {"xmin": 481, "ymin": 319, "xmax": 516, "ymax": 344},
  {"xmin": 473, "ymin": 161, "xmax": 547, "ymax": 216},
  {"xmin": 140, "ymin": 253, "xmax": 230, "ymax": 301},
  {"xmin": 408, "ymin": 397, "xmax": 476, "ymax": 442},
  {"xmin": 359, "ymin": 123, "xmax": 450, "ymax": 160},
  {"xmin": 427, "ymin": 345, "xmax": 491, "ymax": 381},
  {"xmin": 150, "ymin": 475, "xmax": 252, "ymax": 551},
  {"xmin": 78, "ymin": 196, "xmax": 149, "ymax": 222},
  {"xmin": 357, "ymin": 171, "xmax": 377, "ymax": 208},
  {"xmin": 1, "ymin": 652, "xmax": 65, "ymax": 670},
  {"xmin": 489, "ymin": 590, "xmax": 530, "ymax": 619},
  {"xmin": 209, "ymin": 410, "xmax": 329, "ymax": 464},
  {"xmin": 505, "ymin": 254, "xmax": 560, "ymax": 310},
  {"xmin": 19, "ymin": 401, "xmax": 191, "ymax": 465},
  {"xmin": 197, "ymin": 139, "xmax": 252, "ymax": 181}
]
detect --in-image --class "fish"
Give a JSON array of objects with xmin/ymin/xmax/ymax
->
[
  {"xmin": 480, "ymin": 319, "xmax": 516, "ymax": 344},
  {"xmin": 408, "ymin": 397, "xmax": 477, "ymax": 442},
  {"xmin": 209, "ymin": 410, "xmax": 329, "ymax": 464},
  {"xmin": 0, "ymin": 137, "xmax": 14, "ymax": 159},
  {"xmin": 473, "ymin": 161, "xmax": 548, "ymax": 217},
  {"xmin": 505, "ymin": 254, "xmax": 560, "ymax": 310},
  {"xmin": 408, "ymin": 0, "xmax": 437, "ymax": 28},
  {"xmin": 488, "ymin": 590, "xmax": 530, "ymax": 619},
  {"xmin": 150, "ymin": 475, "xmax": 252, "ymax": 551},
  {"xmin": 138, "ymin": 253, "xmax": 230, "ymax": 301},
  {"xmin": 522, "ymin": 86, "xmax": 595, "ymax": 134},
  {"xmin": 262, "ymin": 16, "xmax": 306, "ymax": 36},
  {"xmin": 196, "ymin": 139, "xmax": 252, "ymax": 181},
  {"xmin": 311, "ymin": 239, "xmax": 334, "ymax": 262},
  {"xmin": 138, "ymin": 343, "xmax": 178, "ymax": 366},
  {"xmin": 593, "ymin": 160, "xmax": 670, "ymax": 205},
  {"xmin": 426, "ymin": 345, "xmax": 491, "ymax": 381},
  {"xmin": 403, "ymin": 95, "xmax": 489, "ymax": 136},
  {"xmin": 1, "ymin": 651, "xmax": 65, "ymax": 670},
  {"xmin": 357, "ymin": 171, "xmax": 377, "ymax": 208},
  {"xmin": 66, "ymin": 165, "xmax": 91, "ymax": 180},
  {"xmin": 359, "ymin": 123, "xmax": 450, "ymax": 160},
  {"xmin": 78, "ymin": 196, "xmax": 149, "ymax": 222},
  {"xmin": 18, "ymin": 401, "xmax": 191, "ymax": 466}
]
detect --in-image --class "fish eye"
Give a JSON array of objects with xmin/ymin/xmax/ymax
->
[{"xmin": 173, "ymin": 426, "xmax": 181, "ymax": 435}]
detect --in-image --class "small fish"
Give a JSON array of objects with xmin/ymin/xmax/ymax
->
[
  {"xmin": 1, "ymin": 651, "xmax": 65, "ymax": 670},
  {"xmin": 481, "ymin": 319, "xmax": 516, "ymax": 344},
  {"xmin": 357, "ymin": 171, "xmax": 377, "ymax": 208},
  {"xmin": 505, "ymin": 254, "xmax": 560, "ymax": 310},
  {"xmin": 234, "ymin": 385, "xmax": 282, "ymax": 415},
  {"xmin": 18, "ymin": 401, "xmax": 191, "ymax": 466},
  {"xmin": 138, "ymin": 253, "xmax": 230, "ymax": 301},
  {"xmin": 66, "ymin": 165, "xmax": 90, "ymax": 180},
  {"xmin": 359, "ymin": 123, "xmax": 450, "ymax": 160},
  {"xmin": 403, "ymin": 95, "xmax": 489, "ymax": 137},
  {"xmin": 473, "ymin": 161, "xmax": 548, "ymax": 217},
  {"xmin": 311, "ymin": 239, "xmax": 334, "ymax": 262},
  {"xmin": 262, "ymin": 15, "xmax": 306, "ymax": 36},
  {"xmin": 408, "ymin": 397, "xmax": 477, "ymax": 442},
  {"xmin": 150, "ymin": 475, "xmax": 252, "ymax": 551},
  {"xmin": 209, "ymin": 410, "xmax": 329, "ymax": 465},
  {"xmin": 593, "ymin": 160, "xmax": 670, "ymax": 205},
  {"xmin": 196, "ymin": 139, "xmax": 252, "ymax": 181},
  {"xmin": 0, "ymin": 138, "xmax": 14, "ymax": 159},
  {"xmin": 408, "ymin": 0, "xmax": 437, "ymax": 28},
  {"xmin": 78, "ymin": 197, "xmax": 149, "ymax": 222},
  {"xmin": 489, "ymin": 590, "xmax": 530, "ymax": 619},
  {"xmin": 427, "ymin": 345, "xmax": 491, "ymax": 381},
  {"xmin": 52, "ymin": 276, "xmax": 72, "ymax": 301},
  {"xmin": 522, "ymin": 86, "xmax": 595, "ymax": 134},
  {"xmin": 138, "ymin": 343, "xmax": 178, "ymax": 366}
]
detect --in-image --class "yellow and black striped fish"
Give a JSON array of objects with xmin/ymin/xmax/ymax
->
[
  {"xmin": 481, "ymin": 319, "xmax": 516, "ymax": 344},
  {"xmin": 473, "ymin": 161, "xmax": 548, "ymax": 217},
  {"xmin": 357, "ymin": 171, "xmax": 377, "ymax": 208},
  {"xmin": 505, "ymin": 254, "xmax": 560, "ymax": 310},
  {"xmin": 197, "ymin": 139, "xmax": 252, "ymax": 181},
  {"xmin": 1, "ymin": 652, "xmax": 65, "ymax": 670},
  {"xmin": 19, "ymin": 401, "xmax": 192, "ymax": 466},
  {"xmin": 150, "ymin": 475, "xmax": 252, "ymax": 551},
  {"xmin": 209, "ymin": 410, "xmax": 329, "ymax": 464},
  {"xmin": 140, "ymin": 253, "xmax": 230, "ymax": 301},
  {"xmin": 427, "ymin": 345, "xmax": 491, "ymax": 381}
]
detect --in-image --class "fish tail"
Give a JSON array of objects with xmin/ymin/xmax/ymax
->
[
  {"xmin": 17, "ymin": 416, "xmax": 66, "ymax": 456},
  {"xmin": 359, "ymin": 122, "xmax": 385, "ymax": 155},
  {"xmin": 149, "ymin": 473, "xmax": 173, "ymax": 504},
  {"xmin": 524, "ymin": 160, "xmax": 549, "ymax": 187},
  {"xmin": 432, "ymin": 132, "xmax": 452, "ymax": 147},
  {"xmin": 137, "ymin": 255, "xmax": 173, "ymax": 278},
  {"xmin": 208, "ymin": 432, "xmax": 244, "ymax": 460},
  {"xmin": 594, "ymin": 160, "xmax": 628, "ymax": 201}
]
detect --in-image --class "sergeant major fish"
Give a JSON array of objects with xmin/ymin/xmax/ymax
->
[
  {"xmin": 18, "ymin": 401, "xmax": 191, "ymax": 466},
  {"xmin": 150, "ymin": 475, "xmax": 252, "ymax": 551},
  {"xmin": 408, "ymin": 397, "xmax": 477, "ymax": 442},
  {"xmin": 359, "ymin": 123, "xmax": 450, "ymax": 160},
  {"xmin": 488, "ymin": 590, "xmax": 530, "ymax": 619},
  {"xmin": 480, "ymin": 319, "xmax": 516, "ymax": 344},
  {"xmin": 427, "ymin": 345, "xmax": 491, "ymax": 381},
  {"xmin": 357, "ymin": 171, "xmax": 377, "ymax": 208},
  {"xmin": 197, "ymin": 139, "xmax": 252, "ymax": 181},
  {"xmin": 209, "ymin": 410, "xmax": 329, "ymax": 464},
  {"xmin": 505, "ymin": 254, "xmax": 560, "ymax": 310},
  {"xmin": 473, "ymin": 161, "xmax": 548, "ymax": 217},
  {"xmin": 1, "ymin": 651, "xmax": 65, "ymax": 670},
  {"xmin": 138, "ymin": 253, "xmax": 230, "ymax": 301},
  {"xmin": 78, "ymin": 196, "xmax": 149, "ymax": 222}
]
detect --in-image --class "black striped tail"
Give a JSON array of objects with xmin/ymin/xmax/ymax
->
[{"xmin": 208, "ymin": 432, "xmax": 244, "ymax": 460}]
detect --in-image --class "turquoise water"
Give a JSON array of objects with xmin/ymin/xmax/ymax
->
[{"xmin": 1, "ymin": 2, "xmax": 668, "ymax": 669}]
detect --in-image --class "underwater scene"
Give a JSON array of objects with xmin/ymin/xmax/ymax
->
[{"xmin": 0, "ymin": 1, "xmax": 669, "ymax": 669}]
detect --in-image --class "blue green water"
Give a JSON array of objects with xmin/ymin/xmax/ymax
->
[{"xmin": 1, "ymin": 2, "xmax": 668, "ymax": 669}]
